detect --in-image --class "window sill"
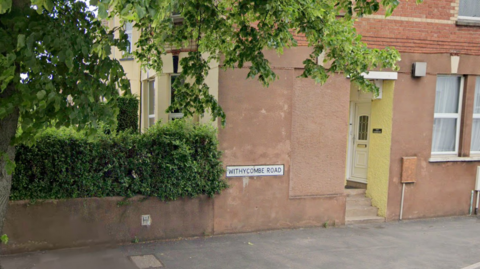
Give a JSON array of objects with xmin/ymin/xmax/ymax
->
[
  {"xmin": 120, "ymin": 57, "xmax": 134, "ymax": 61},
  {"xmin": 429, "ymin": 156, "xmax": 480, "ymax": 163},
  {"xmin": 456, "ymin": 18, "xmax": 480, "ymax": 26}
]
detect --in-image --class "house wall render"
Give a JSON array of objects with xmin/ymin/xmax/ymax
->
[
  {"xmin": 214, "ymin": 48, "xmax": 350, "ymax": 232},
  {"xmin": 2, "ymin": 196, "xmax": 214, "ymax": 254},
  {"xmin": 386, "ymin": 53, "xmax": 480, "ymax": 220}
]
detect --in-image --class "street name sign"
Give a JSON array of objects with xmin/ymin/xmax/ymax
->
[{"xmin": 226, "ymin": 165, "xmax": 284, "ymax": 177}]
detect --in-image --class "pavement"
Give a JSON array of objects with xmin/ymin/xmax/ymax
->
[{"xmin": 1, "ymin": 216, "xmax": 480, "ymax": 269}]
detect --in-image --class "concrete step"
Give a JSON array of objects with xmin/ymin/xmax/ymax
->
[
  {"xmin": 346, "ymin": 205, "xmax": 378, "ymax": 217},
  {"xmin": 346, "ymin": 216, "xmax": 385, "ymax": 225},
  {"xmin": 344, "ymin": 188, "xmax": 383, "ymax": 225},
  {"xmin": 344, "ymin": 189, "xmax": 366, "ymax": 196},
  {"xmin": 346, "ymin": 196, "xmax": 372, "ymax": 206}
]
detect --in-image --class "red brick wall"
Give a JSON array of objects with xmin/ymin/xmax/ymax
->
[
  {"xmin": 357, "ymin": 0, "xmax": 480, "ymax": 56},
  {"xmin": 294, "ymin": 0, "xmax": 480, "ymax": 56},
  {"xmin": 356, "ymin": 19, "xmax": 480, "ymax": 55},
  {"xmin": 377, "ymin": 0, "xmax": 456, "ymax": 20}
]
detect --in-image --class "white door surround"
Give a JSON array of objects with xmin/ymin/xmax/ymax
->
[{"xmin": 347, "ymin": 101, "xmax": 372, "ymax": 184}]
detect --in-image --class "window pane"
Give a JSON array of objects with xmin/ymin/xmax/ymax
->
[
  {"xmin": 171, "ymin": 75, "xmax": 181, "ymax": 113},
  {"xmin": 127, "ymin": 34, "xmax": 132, "ymax": 53},
  {"xmin": 471, "ymin": 78, "xmax": 480, "ymax": 152},
  {"xmin": 459, "ymin": 0, "xmax": 480, "ymax": 17},
  {"xmin": 125, "ymin": 22, "xmax": 133, "ymax": 31},
  {"xmin": 471, "ymin": 119, "xmax": 480, "ymax": 152},
  {"xmin": 123, "ymin": 22, "xmax": 133, "ymax": 54},
  {"xmin": 432, "ymin": 118, "xmax": 457, "ymax": 152},
  {"xmin": 434, "ymin": 76, "xmax": 461, "ymax": 113},
  {"xmin": 474, "ymin": 77, "xmax": 480, "ymax": 114},
  {"xmin": 358, "ymin": 115, "xmax": 369, "ymax": 141},
  {"xmin": 149, "ymin": 118, "xmax": 155, "ymax": 127},
  {"xmin": 148, "ymin": 80, "xmax": 155, "ymax": 115}
]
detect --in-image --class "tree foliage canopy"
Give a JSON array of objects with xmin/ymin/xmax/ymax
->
[
  {"xmin": 0, "ymin": 0, "xmax": 130, "ymax": 145},
  {"xmin": 99, "ymin": 0, "xmax": 421, "ymax": 124},
  {"xmin": 0, "ymin": 0, "xmax": 423, "ymax": 137}
]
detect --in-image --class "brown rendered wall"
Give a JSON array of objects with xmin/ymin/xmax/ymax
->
[
  {"xmin": 1, "ymin": 196, "xmax": 213, "ymax": 254},
  {"xmin": 214, "ymin": 48, "xmax": 349, "ymax": 233},
  {"xmin": 289, "ymin": 71, "xmax": 350, "ymax": 197},
  {"xmin": 386, "ymin": 53, "xmax": 480, "ymax": 221}
]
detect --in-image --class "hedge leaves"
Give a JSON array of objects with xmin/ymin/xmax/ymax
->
[{"xmin": 11, "ymin": 121, "xmax": 227, "ymax": 201}]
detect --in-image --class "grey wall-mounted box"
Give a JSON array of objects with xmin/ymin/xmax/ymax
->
[{"xmin": 412, "ymin": 62, "xmax": 427, "ymax": 77}]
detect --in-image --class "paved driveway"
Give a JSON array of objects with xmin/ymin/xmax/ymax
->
[{"xmin": 2, "ymin": 216, "xmax": 480, "ymax": 269}]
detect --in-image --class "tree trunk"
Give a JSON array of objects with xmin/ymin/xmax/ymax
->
[
  {"xmin": 1, "ymin": 3, "xmax": 28, "ymax": 267},
  {"xmin": 0, "ymin": 84, "xmax": 19, "ymax": 240}
]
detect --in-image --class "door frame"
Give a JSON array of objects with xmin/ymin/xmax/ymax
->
[{"xmin": 346, "ymin": 101, "xmax": 372, "ymax": 184}]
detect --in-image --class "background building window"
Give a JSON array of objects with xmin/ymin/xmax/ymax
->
[
  {"xmin": 459, "ymin": 0, "xmax": 480, "ymax": 19},
  {"xmin": 124, "ymin": 22, "xmax": 133, "ymax": 56},
  {"xmin": 432, "ymin": 76, "xmax": 463, "ymax": 154},
  {"xmin": 471, "ymin": 77, "xmax": 480, "ymax": 153},
  {"xmin": 148, "ymin": 79, "xmax": 155, "ymax": 127},
  {"xmin": 169, "ymin": 75, "xmax": 184, "ymax": 120}
]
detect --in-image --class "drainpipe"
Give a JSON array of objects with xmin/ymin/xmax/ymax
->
[
  {"xmin": 470, "ymin": 190, "xmax": 474, "ymax": 215},
  {"xmin": 476, "ymin": 167, "xmax": 480, "ymax": 215},
  {"xmin": 400, "ymin": 183, "xmax": 406, "ymax": 220},
  {"xmin": 476, "ymin": 191, "xmax": 479, "ymax": 215}
]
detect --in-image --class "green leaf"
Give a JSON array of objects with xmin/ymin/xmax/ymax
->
[
  {"xmin": 47, "ymin": 91, "xmax": 56, "ymax": 100},
  {"xmin": 5, "ymin": 158, "xmax": 15, "ymax": 175},
  {"xmin": 65, "ymin": 49, "xmax": 74, "ymax": 69},
  {"xmin": 37, "ymin": 90, "xmax": 46, "ymax": 100},
  {"xmin": 17, "ymin": 34, "xmax": 25, "ymax": 49},
  {"xmin": 45, "ymin": 0, "xmax": 53, "ymax": 12},
  {"xmin": 135, "ymin": 5, "xmax": 146, "ymax": 19},
  {"xmin": 98, "ymin": 3, "xmax": 108, "ymax": 19},
  {"xmin": 0, "ymin": 66, "xmax": 14, "ymax": 92},
  {"xmin": 6, "ymin": 52, "xmax": 15, "ymax": 63},
  {"xmin": 89, "ymin": 0, "xmax": 98, "ymax": 6},
  {"xmin": 1, "ymin": 234, "xmax": 8, "ymax": 245},
  {"xmin": 32, "ymin": 0, "xmax": 45, "ymax": 14},
  {"xmin": 0, "ymin": 0, "xmax": 12, "ymax": 14}
]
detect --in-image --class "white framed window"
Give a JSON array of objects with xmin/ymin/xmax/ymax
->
[
  {"xmin": 471, "ymin": 77, "xmax": 480, "ymax": 154},
  {"xmin": 431, "ymin": 75, "xmax": 464, "ymax": 155},
  {"xmin": 171, "ymin": 0, "xmax": 183, "ymax": 23},
  {"xmin": 148, "ymin": 79, "xmax": 155, "ymax": 127},
  {"xmin": 459, "ymin": 0, "xmax": 480, "ymax": 21},
  {"xmin": 169, "ymin": 75, "xmax": 184, "ymax": 120},
  {"xmin": 124, "ymin": 22, "xmax": 133, "ymax": 56}
]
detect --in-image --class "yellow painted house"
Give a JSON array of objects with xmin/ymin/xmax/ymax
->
[{"xmin": 107, "ymin": 18, "xmax": 218, "ymax": 133}]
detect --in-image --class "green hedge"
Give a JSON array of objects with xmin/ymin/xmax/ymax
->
[
  {"xmin": 11, "ymin": 120, "xmax": 227, "ymax": 201},
  {"xmin": 117, "ymin": 96, "xmax": 139, "ymax": 132}
]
